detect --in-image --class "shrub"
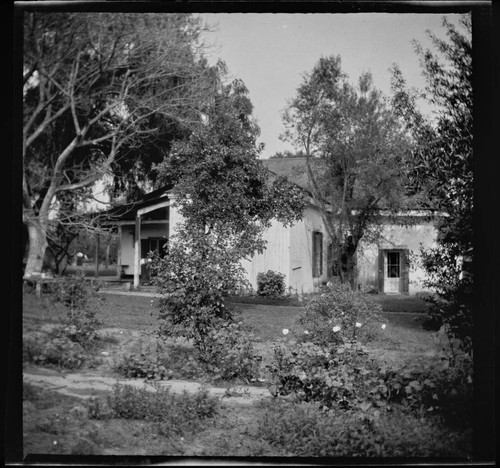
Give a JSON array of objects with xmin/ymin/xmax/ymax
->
[
  {"xmin": 87, "ymin": 383, "xmax": 218, "ymax": 436},
  {"xmin": 199, "ymin": 321, "xmax": 262, "ymax": 383},
  {"xmin": 46, "ymin": 273, "xmax": 104, "ymax": 350},
  {"xmin": 23, "ymin": 329, "xmax": 86, "ymax": 369},
  {"xmin": 267, "ymin": 338, "xmax": 381, "ymax": 410},
  {"xmin": 298, "ymin": 283, "xmax": 385, "ymax": 347},
  {"xmin": 259, "ymin": 400, "xmax": 471, "ymax": 457},
  {"xmin": 256, "ymin": 270, "xmax": 286, "ymax": 297}
]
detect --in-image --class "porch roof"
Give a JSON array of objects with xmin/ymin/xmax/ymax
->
[{"xmin": 97, "ymin": 184, "xmax": 173, "ymax": 224}]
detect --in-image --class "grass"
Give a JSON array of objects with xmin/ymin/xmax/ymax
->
[{"xmin": 22, "ymin": 289, "xmax": 470, "ymax": 459}]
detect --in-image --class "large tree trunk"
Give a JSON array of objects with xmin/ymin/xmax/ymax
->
[
  {"xmin": 24, "ymin": 221, "xmax": 48, "ymax": 279},
  {"xmin": 338, "ymin": 238, "xmax": 358, "ymax": 290}
]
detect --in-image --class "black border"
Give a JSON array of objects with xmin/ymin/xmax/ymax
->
[{"xmin": 8, "ymin": 1, "xmax": 496, "ymax": 466}]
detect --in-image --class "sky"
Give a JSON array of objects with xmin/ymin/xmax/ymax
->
[{"xmin": 196, "ymin": 13, "xmax": 468, "ymax": 159}]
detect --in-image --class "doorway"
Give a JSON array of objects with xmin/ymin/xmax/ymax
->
[{"xmin": 378, "ymin": 249, "xmax": 409, "ymax": 294}]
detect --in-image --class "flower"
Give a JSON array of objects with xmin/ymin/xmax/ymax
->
[
  {"xmin": 282, "ymin": 329, "xmax": 289, "ymax": 335},
  {"xmin": 381, "ymin": 324, "xmax": 386, "ymax": 330},
  {"xmin": 332, "ymin": 325, "xmax": 341, "ymax": 333},
  {"xmin": 303, "ymin": 330, "xmax": 309, "ymax": 335},
  {"xmin": 140, "ymin": 258, "xmax": 146, "ymax": 265},
  {"xmin": 355, "ymin": 322, "xmax": 362, "ymax": 328}
]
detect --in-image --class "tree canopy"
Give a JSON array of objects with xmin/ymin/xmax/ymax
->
[
  {"xmin": 390, "ymin": 15, "xmax": 473, "ymax": 352},
  {"xmin": 281, "ymin": 55, "xmax": 411, "ymax": 286},
  {"xmin": 22, "ymin": 12, "xmax": 222, "ymax": 277}
]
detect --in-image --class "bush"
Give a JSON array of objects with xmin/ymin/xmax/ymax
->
[
  {"xmin": 267, "ymin": 338, "xmax": 381, "ymax": 410},
  {"xmin": 298, "ymin": 283, "xmax": 385, "ymax": 347},
  {"xmin": 259, "ymin": 400, "xmax": 471, "ymax": 457},
  {"xmin": 23, "ymin": 329, "xmax": 86, "ymax": 369},
  {"xmin": 46, "ymin": 273, "xmax": 104, "ymax": 350},
  {"xmin": 256, "ymin": 270, "xmax": 286, "ymax": 297},
  {"xmin": 199, "ymin": 321, "xmax": 262, "ymax": 383},
  {"xmin": 87, "ymin": 383, "xmax": 218, "ymax": 436}
]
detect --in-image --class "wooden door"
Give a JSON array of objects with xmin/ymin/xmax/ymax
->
[{"xmin": 384, "ymin": 251, "xmax": 401, "ymax": 294}]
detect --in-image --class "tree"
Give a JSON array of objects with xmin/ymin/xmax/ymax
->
[
  {"xmin": 390, "ymin": 15, "xmax": 473, "ymax": 352},
  {"xmin": 281, "ymin": 56, "xmax": 411, "ymax": 288},
  {"xmin": 22, "ymin": 12, "xmax": 219, "ymax": 278},
  {"xmin": 269, "ymin": 149, "xmax": 308, "ymax": 159},
  {"xmin": 151, "ymin": 81, "xmax": 305, "ymax": 350}
]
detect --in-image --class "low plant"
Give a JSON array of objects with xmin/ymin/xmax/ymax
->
[
  {"xmin": 45, "ymin": 273, "xmax": 104, "ymax": 350},
  {"xmin": 87, "ymin": 383, "xmax": 219, "ymax": 436},
  {"xmin": 198, "ymin": 321, "xmax": 262, "ymax": 383},
  {"xmin": 256, "ymin": 270, "xmax": 286, "ymax": 297},
  {"xmin": 298, "ymin": 283, "xmax": 385, "ymax": 347},
  {"xmin": 23, "ymin": 329, "xmax": 86, "ymax": 369},
  {"xmin": 259, "ymin": 400, "xmax": 472, "ymax": 457}
]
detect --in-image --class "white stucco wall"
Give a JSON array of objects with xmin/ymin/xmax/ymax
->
[
  {"xmin": 357, "ymin": 219, "xmax": 438, "ymax": 295},
  {"xmin": 288, "ymin": 206, "xmax": 328, "ymax": 294},
  {"xmin": 240, "ymin": 220, "xmax": 291, "ymax": 293},
  {"xmin": 241, "ymin": 206, "xmax": 328, "ymax": 295}
]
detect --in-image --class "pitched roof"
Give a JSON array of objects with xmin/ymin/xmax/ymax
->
[{"xmin": 261, "ymin": 157, "xmax": 310, "ymax": 191}]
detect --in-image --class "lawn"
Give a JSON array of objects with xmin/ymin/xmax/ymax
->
[{"xmin": 22, "ymin": 290, "xmax": 472, "ymax": 460}]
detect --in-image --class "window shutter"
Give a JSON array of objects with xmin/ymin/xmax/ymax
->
[
  {"xmin": 378, "ymin": 250, "xmax": 384, "ymax": 293},
  {"xmin": 400, "ymin": 249, "xmax": 410, "ymax": 294}
]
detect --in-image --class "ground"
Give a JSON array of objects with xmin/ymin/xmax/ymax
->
[{"xmin": 20, "ymin": 286, "xmax": 472, "ymax": 461}]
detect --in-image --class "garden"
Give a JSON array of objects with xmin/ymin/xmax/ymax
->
[{"xmin": 22, "ymin": 273, "xmax": 473, "ymax": 460}]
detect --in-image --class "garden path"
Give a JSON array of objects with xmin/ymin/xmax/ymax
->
[{"xmin": 23, "ymin": 366, "xmax": 273, "ymax": 406}]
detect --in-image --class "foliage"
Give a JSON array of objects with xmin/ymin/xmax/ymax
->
[
  {"xmin": 22, "ymin": 12, "xmax": 222, "ymax": 277},
  {"xmin": 23, "ymin": 329, "xmax": 86, "ymax": 369},
  {"xmin": 198, "ymin": 321, "xmax": 262, "ymax": 383},
  {"xmin": 281, "ymin": 55, "xmax": 411, "ymax": 287},
  {"xmin": 113, "ymin": 334, "xmax": 205, "ymax": 381},
  {"xmin": 390, "ymin": 15, "xmax": 473, "ymax": 351},
  {"xmin": 150, "ymin": 83, "xmax": 305, "ymax": 361},
  {"xmin": 259, "ymin": 400, "xmax": 471, "ymax": 457},
  {"xmin": 149, "ymin": 234, "xmax": 240, "ymax": 352},
  {"xmin": 298, "ymin": 283, "xmax": 385, "ymax": 346},
  {"xmin": 87, "ymin": 383, "xmax": 218, "ymax": 436},
  {"xmin": 267, "ymin": 324, "xmax": 473, "ymax": 428},
  {"xmin": 46, "ymin": 273, "xmax": 104, "ymax": 349},
  {"xmin": 256, "ymin": 270, "xmax": 286, "ymax": 298},
  {"xmin": 267, "ymin": 338, "xmax": 380, "ymax": 410}
]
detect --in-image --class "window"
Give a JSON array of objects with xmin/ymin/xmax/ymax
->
[
  {"xmin": 312, "ymin": 231, "xmax": 323, "ymax": 277},
  {"xmin": 387, "ymin": 251, "xmax": 400, "ymax": 278}
]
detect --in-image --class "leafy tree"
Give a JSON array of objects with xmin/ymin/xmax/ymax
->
[
  {"xmin": 151, "ymin": 82, "xmax": 305, "ymax": 351},
  {"xmin": 390, "ymin": 15, "xmax": 472, "ymax": 352},
  {"xmin": 269, "ymin": 149, "xmax": 308, "ymax": 159},
  {"xmin": 22, "ymin": 12, "xmax": 219, "ymax": 278},
  {"xmin": 281, "ymin": 56, "xmax": 411, "ymax": 288}
]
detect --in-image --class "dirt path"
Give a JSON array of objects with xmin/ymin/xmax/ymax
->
[{"xmin": 23, "ymin": 366, "xmax": 273, "ymax": 406}]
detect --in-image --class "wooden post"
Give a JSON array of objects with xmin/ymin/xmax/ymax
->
[
  {"xmin": 134, "ymin": 215, "xmax": 141, "ymax": 288},
  {"xmin": 94, "ymin": 232, "xmax": 100, "ymax": 278},
  {"xmin": 116, "ymin": 225, "xmax": 122, "ymax": 280}
]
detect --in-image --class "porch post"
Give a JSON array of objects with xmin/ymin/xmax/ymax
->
[
  {"xmin": 133, "ymin": 214, "xmax": 141, "ymax": 288},
  {"xmin": 116, "ymin": 225, "xmax": 122, "ymax": 280},
  {"xmin": 94, "ymin": 232, "xmax": 100, "ymax": 278}
]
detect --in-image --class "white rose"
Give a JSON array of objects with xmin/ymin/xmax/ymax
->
[
  {"xmin": 332, "ymin": 325, "xmax": 341, "ymax": 333},
  {"xmin": 355, "ymin": 322, "xmax": 362, "ymax": 328},
  {"xmin": 282, "ymin": 329, "xmax": 289, "ymax": 335},
  {"xmin": 381, "ymin": 324, "xmax": 386, "ymax": 330},
  {"xmin": 303, "ymin": 330, "xmax": 309, "ymax": 335}
]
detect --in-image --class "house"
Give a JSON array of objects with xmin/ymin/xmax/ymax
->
[{"xmin": 102, "ymin": 157, "xmax": 439, "ymax": 295}]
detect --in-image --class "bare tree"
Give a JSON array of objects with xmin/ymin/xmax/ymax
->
[{"xmin": 22, "ymin": 12, "xmax": 219, "ymax": 278}]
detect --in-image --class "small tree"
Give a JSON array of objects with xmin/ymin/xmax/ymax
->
[{"xmin": 151, "ymin": 81, "xmax": 305, "ymax": 352}]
